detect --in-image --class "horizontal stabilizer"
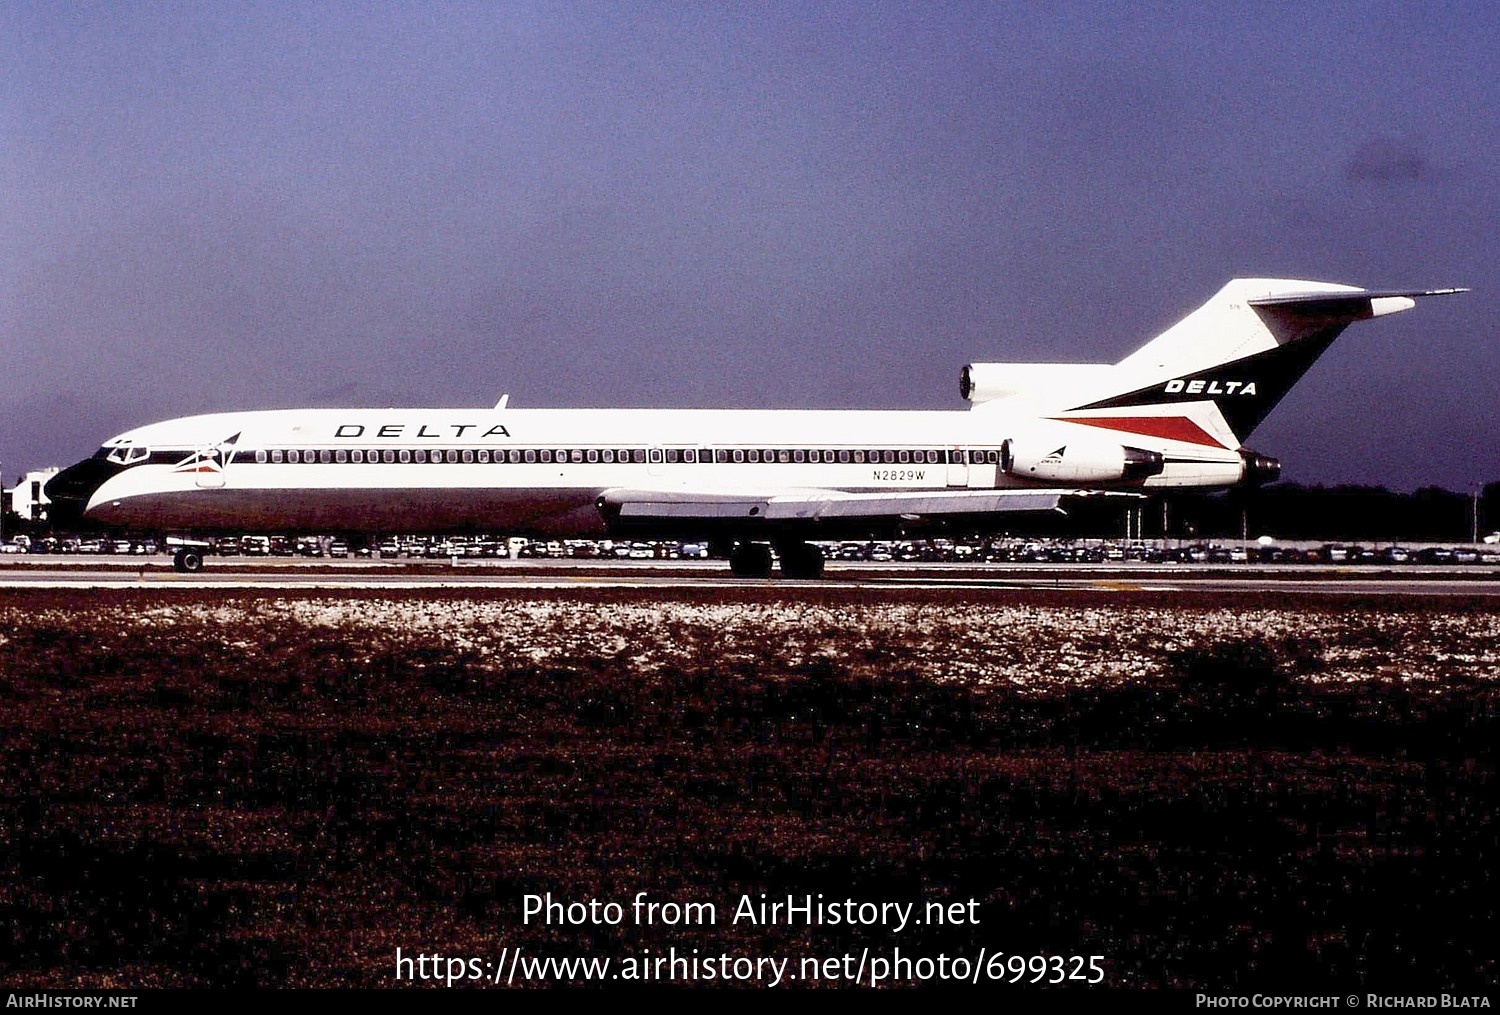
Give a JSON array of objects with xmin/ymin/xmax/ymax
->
[{"xmin": 1246, "ymin": 287, "xmax": 1467, "ymax": 307}]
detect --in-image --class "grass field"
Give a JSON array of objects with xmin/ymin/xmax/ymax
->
[{"xmin": 1, "ymin": 588, "xmax": 1496, "ymax": 988}]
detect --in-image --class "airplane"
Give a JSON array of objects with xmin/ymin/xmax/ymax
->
[{"xmin": 46, "ymin": 278, "xmax": 1464, "ymax": 577}]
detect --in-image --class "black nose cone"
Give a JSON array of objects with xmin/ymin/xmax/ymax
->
[{"xmin": 45, "ymin": 457, "xmax": 123, "ymax": 530}]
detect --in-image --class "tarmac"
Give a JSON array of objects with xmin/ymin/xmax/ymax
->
[{"xmin": 1, "ymin": 556, "xmax": 1497, "ymax": 597}]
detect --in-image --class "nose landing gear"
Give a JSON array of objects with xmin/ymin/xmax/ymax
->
[{"xmin": 172, "ymin": 548, "xmax": 205, "ymax": 573}]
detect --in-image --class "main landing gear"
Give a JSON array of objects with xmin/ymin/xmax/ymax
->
[
  {"xmin": 172, "ymin": 548, "xmax": 205, "ymax": 573},
  {"xmin": 728, "ymin": 540, "xmax": 824, "ymax": 580}
]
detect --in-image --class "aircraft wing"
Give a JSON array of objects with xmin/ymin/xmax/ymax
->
[{"xmin": 597, "ymin": 487, "xmax": 1076, "ymax": 539}]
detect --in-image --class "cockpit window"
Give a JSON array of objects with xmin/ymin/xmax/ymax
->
[{"xmin": 105, "ymin": 445, "xmax": 149, "ymax": 466}]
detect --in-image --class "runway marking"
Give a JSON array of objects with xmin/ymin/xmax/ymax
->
[{"xmin": 0, "ymin": 564, "xmax": 1497, "ymax": 597}]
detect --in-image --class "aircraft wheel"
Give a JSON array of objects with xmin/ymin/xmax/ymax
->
[
  {"xmin": 729, "ymin": 542, "xmax": 774, "ymax": 578},
  {"xmin": 778, "ymin": 541, "xmax": 825, "ymax": 580},
  {"xmin": 173, "ymin": 548, "xmax": 204, "ymax": 574}
]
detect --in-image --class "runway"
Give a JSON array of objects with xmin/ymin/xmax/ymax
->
[{"xmin": 2, "ymin": 557, "xmax": 1497, "ymax": 597}]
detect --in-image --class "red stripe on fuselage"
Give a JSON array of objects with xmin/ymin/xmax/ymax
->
[{"xmin": 1049, "ymin": 415, "xmax": 1227, "ymax": 448}]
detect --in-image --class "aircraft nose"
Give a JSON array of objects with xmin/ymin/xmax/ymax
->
[{"xmin": 45, "ymin": 457, "xmax": 123, "ymax": 529}]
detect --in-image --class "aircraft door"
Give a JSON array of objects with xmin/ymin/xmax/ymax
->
[
  {"xmin": 193, "ymin": 444, "xmax": 227, "ymax": 489},
  {"xmin": 967, "ymin": 449, "xmax": 998, "ymax": 489},
  {"xmin": 946, "ymin": 447, "xmax": 968, "ymax": 487}
]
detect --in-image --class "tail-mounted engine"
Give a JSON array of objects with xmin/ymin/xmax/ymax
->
[
  {"xmin": 1000, "ymin": 438, "xmax": 1165, "ymax": 484},
  {"xmin": 1238, "ymin": 449, "xmax": 1281, "ymax": 485},
  {"xmin": 961, "ymin": 362, "xmax": 1116, "ymax": 405}
]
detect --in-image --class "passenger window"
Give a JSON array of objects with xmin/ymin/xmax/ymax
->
[
  {"xmin": 853, "ymin": 450, "xmax": 865, "ymax": 464},
  {"xmin": 477, "ymin": 450, "xmax": 489, "ymax": 464},
  {"xmin": 882, "ymin": 450, "xmax": 895, "ymax": 464},
  {"xmin": 732, "ymin": 449, "xmax": 744, "ymax": 463},
  {"xmin": 522, "ymin": 450, "xmax": 534, "ymax": 463},
  {"xmin": 685, "ymin": 449, "xmax": 697, "ymax": 463},
  {"xmin": 838, "ymin": 450, "xmax": 850, "ymax": 464},
  {"xmin": 508, "ymin": 450, "xmax": 520, "ymax": 463},
  {"xmin": 462, "ymin": 450, "xmax": 474, "ymax": 463},
  {"xmin": 335, "ymin": 449, "xmax": 347, "ymax": 464},
  {"xmin": 587, "ymin": 449, "xmax": 598, "ymax": 463},
  {"xmin": 316, "ymin": 450, "xmax": 329, "ymax": 463},
  {"xmin": 897, "ymin": 450, "xmax": 909, "ymax": 464},
  {"xmin": 632, "ymin": 449, "xmax": 646, "ymax": 463},
  {"xmin": 272, "ymin": 450, "xmax": 284, "ymax": 464},
  {"xmin": 747, "ymin": 449, "xmax": 759, "ymax": 463},
  {"xmin": 792, "ymin": 450, "xmax": 804, "ymax": 463}
]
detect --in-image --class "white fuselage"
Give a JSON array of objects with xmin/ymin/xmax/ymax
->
[
  {"xmin": 76, "ymin": 405, "xmax": 1245, "ymax": 536},
  {"xmin": 50, "ymin": 278, "xmax": 1462, "ymax": 557}
]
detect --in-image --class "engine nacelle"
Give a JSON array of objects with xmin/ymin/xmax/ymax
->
[
  {"xmin": 1001, "ymin": 438, "xmax": 1165, "ymax": 483},
  {"xmin": 960, "ymin": 362, "xmax": 1116, "ymax": 404},
  {"xmin": 1238, "ymin": 449, "xmax": 1281, "ymax": 485}
]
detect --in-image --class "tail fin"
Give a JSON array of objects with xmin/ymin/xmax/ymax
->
[{"xmin": 1062, "ymin": 278, "xmax": 1465, "ymax": 443}]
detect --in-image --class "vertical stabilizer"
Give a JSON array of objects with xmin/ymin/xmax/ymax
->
[{"xmin": 1062, "ymin": 279, "xmax": 1463, "ymax": 443}]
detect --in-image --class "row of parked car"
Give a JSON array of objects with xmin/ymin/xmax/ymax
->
[
  {"xmin": 827, "ymin": 540, "xmax": 1500, "ymax": 564},
  {"xmin": 4, "ymin": 533, "xmax": 1498, "ymax": 564},
  {"xmin": 2, "ymin": 536, "xmax": 161, "ymax": 555},
  {"xmin": 0, "ymin": 534, "xmax": 710, "ymax": 560}
]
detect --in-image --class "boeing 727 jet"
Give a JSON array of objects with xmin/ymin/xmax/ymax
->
[{"xmin": 46, "ymin": 278, "xmax": 1464, "ymax": 577}]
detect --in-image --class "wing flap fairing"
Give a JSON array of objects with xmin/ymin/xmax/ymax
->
[{"xmin": 599, "ymin": 487, "xmax": 1068, "ymax": 538}]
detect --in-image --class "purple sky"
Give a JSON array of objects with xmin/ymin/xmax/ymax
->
[{"xmin": 3, "ymin": 2, "xmax": 1495, "ymax": 491}]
